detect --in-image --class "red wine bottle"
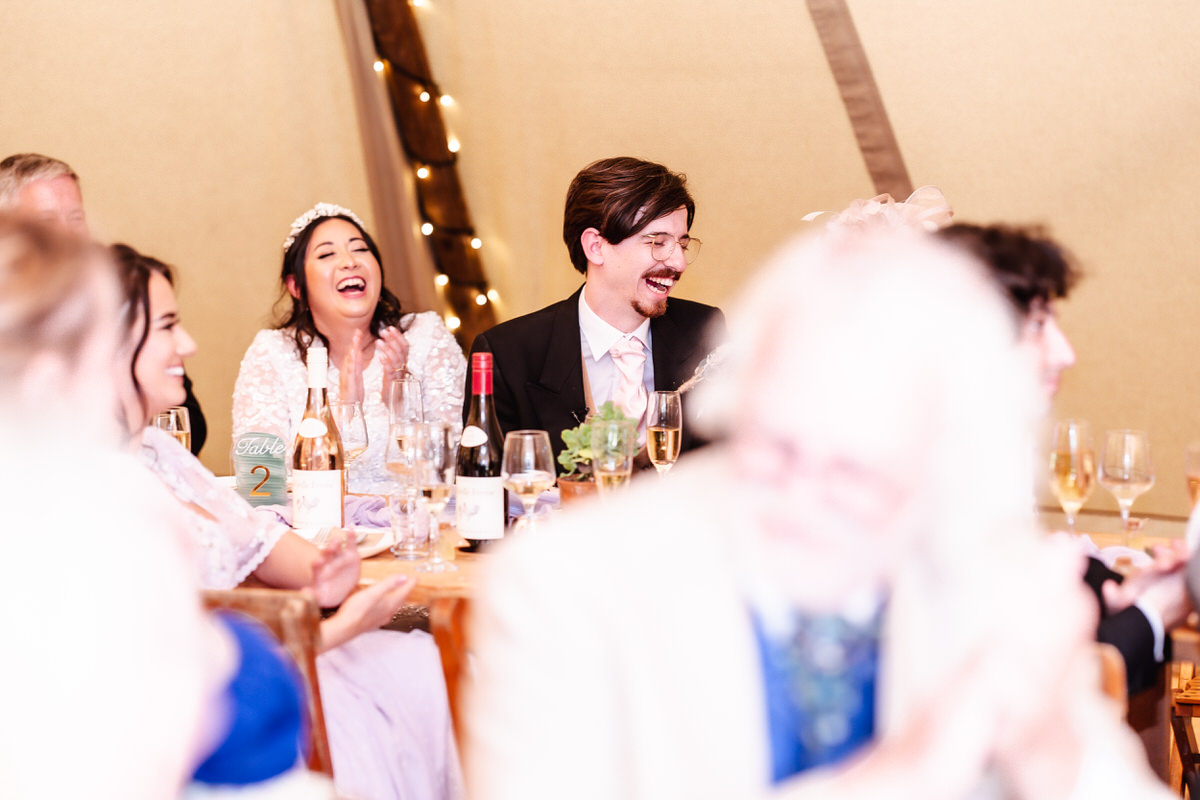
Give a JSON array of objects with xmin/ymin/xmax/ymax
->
[{"xmin": 456, "ymin": 352, "xmax": 506, "ymax": 550}]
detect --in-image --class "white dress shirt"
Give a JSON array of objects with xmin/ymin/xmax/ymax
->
[{"xmin": 577, "ymin": 292, "xmax": 654, "ymax": 412}]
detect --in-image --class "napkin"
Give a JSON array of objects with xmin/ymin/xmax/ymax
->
[{"xmin": 255, "ymin": 494, "xmax": 390, "ymax": 529}]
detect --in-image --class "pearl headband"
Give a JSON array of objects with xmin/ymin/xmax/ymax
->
[{"xmin": 282, "ymin": 202, "xmax": 367, "ymax": 253}]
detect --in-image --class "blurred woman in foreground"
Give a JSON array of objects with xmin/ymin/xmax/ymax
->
[
  {"xmin": 466, "ymin": 228, "xmax": 1171, "ymax": 799},
  {"xmin": 0, "ymin": 214, "xmax": 227, "ymax": 797}
]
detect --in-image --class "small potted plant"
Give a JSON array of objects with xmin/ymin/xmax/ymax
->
[{"xmin": 556, "ymin": 402, "xmax": 630, "ymax": 504}]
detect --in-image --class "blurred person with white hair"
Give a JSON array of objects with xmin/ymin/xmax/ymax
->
[
  {"xmin": 0, "ymin": 151, "xmax": 209, "ymax": 456},
  {"xmin": 465, "ymin": 228, "xmax": 1171, "ymax": 799},
  {"xmin": 0, "ymin": 213, "xmax": 234, "ymax": 797}
]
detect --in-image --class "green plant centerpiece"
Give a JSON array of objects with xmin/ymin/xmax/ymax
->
[{"xmin": 557, "ymin": 402, "xmax": 631, "ymax": 501}]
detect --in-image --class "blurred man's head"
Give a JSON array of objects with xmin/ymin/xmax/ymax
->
[
  {"xmin": 0, "ymin": 153, "xmax": 87, "ymax": 235},
  {"xmin": 938, "ymin": 223, "xmax": 1079, "ymax": 398},
  {"xmin": 696, "ymin": 229, "xmax": 1038, "ymax": 609}
]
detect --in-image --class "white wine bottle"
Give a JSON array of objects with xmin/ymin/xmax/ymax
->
[
  {"xmin": 292, "ymin": 344, "xmax": 344, "ymax": 530},
  {"xmin": 456, "ymin": 352, "xmax": 506, "ymax": 550}
]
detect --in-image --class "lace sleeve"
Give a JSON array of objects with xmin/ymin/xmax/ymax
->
[
  {"xmin": 408, "ymin": 311, "xmax": 467, "ymax": 427},
  {"xmin": 233, "ymin": 330, "xmax": 300, "ymax": 442},
  {"xmin": 140, "ymin": 427, "xmax": 287, "ymax": 589}
]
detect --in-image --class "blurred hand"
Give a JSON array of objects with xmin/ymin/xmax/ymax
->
[
  {"xmin": 308, "ymin": 528, "xmax": 361, "ymax": 608},
  {"xmin": 319, "ymin": 575, "xmax": 412, "ymax": 652},
  {"xmin": 1102, "ymin": 540, "xmax": 1191, "ymax": 628}
]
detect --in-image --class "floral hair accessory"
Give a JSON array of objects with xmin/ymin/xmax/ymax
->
[
  {"xmin": 802, "ymin": 185, "xmax": 953, "ymax": 233},
  {"xmin": 282, "ymin": 202, "xmax": 366, "ymax": 252}
]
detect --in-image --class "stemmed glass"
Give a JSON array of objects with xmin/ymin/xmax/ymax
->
[
  {"xmin": 416, "ymin": 422, "xmax": 458, "ymax": 573},
  {"xmin": 331, "ymin": 401, "xmax": 369, "ymax": 468},
  {"xmin": 1185, "ymin": 441, "xmax": 1200, "ymax": 509},
  {"xmin": 387, "ymin": 374, "xmax": 423, "ymax": 426},
  {"xmin": 590, "ymin": 419, "xmax": 637, "ymax": 497},
  {"xmin": 1098, "ymin": 429, "xmax": 1154, "ymax": 546},
  {"xmin": 501, "ymin": 431, "xmax": 556, "ymax": 532},
  {"xmin": 385, "ymin": 420, "xmax": 419, "ymax": 492},
  {"xmin": 646, "ymin": 391, "xmax": 682, "ymax": 475},
  {"xmin": 154, "ymin": 406, "xmax": 191, "ymax": 451},
  {"xmin": 1047, "ymin": 419, "xmax": 1094, "ymax": 534}
]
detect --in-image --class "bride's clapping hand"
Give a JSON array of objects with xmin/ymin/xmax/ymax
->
[
  {"xmin": 375, "ymin": 325, "xmax": 410, "ymax": 377},
  {"xmin": 308, "ymin": 529, "xmax": 362, "ymax": 608},
  {"xmin": 338, "ymin": 330, "xmax": 367, "ymax": 405}
]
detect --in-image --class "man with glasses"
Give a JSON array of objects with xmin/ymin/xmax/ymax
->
[{"xmin": 467, "ymin": 156, "xmax": 725, "ymax": 466}]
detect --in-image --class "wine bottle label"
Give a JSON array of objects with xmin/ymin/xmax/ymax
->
[
  {"xmin": 297, "ymin": 417, "xmax": 329, "ymax": 438},
  {"xmin": 460, "ymin": 425, "xmax": 488, "ymax": 448},
  {"xmin": 293, "ymin": 469, "xmax": 343, "ymax": 530},
  {"xmin": 455, "ymin": 476, "xmax": 504, "ymax": 540}
]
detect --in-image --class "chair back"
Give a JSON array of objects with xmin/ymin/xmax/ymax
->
[
  {"xmin": 1095, "ymin": 641, "xmax": 1128, "ymax": 716},
  {"xmin": 430, "ymin": 594, "xmax": 473, "ymax": 749},
  {"xmin": 202, "ymin": 588, "xmax": 333, "ymax": 777}
]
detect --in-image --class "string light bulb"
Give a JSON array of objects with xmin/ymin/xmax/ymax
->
[
  {"xmin": 439, "ymin": 94, "xmax": 454, "ymax": 107},
  {"xmin": 434, "ymin": 273, "xmax": 449, "ymax": 287},
  {"xmin": 412, "ymin": 0, "xmax": 427, "ymax": 8},
  {"xmin": 486, "ymin": 289, "xmax": 499, "ymax": 302},
  {"xmin": 419, "ymin": 89, "xmax": 431, "ymax": 102},
  {"xmin": 447, "ymin": 136, "xmax": 461, "ymax": 153},
  {"xmin": 470, "ymin": 237, "xmax": 482, "ymax": 250},
  {"xmin": 445, "ymin": 315, "xmax": 461, "ymax": 331},
  {"xmin": 421, "ymin": 222, "xmax": 434, "ymax": 236},
  {"xmin": 373, "ymin": 60, "xmax": 385, "ymax": 73},
  {"xmin": 416, "ymin": 165, "xmax": 430, "ymax": 179},
  {"xmin": 474, "ymin": 293, "xmax": 488, "ymax": 306}
]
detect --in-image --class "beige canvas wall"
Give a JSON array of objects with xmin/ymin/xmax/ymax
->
[
  {"xmin": 0, "ymin": 1, "xmax": 375, "ymax": 474},
  {"xmin": 4, "ymin": 1, "xmax": 1199, "ymax": 518}
]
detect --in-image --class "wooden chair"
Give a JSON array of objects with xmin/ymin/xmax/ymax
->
[
  {"xmin": 202, "ymin": 588, "xmax": 333, "ymax": 777},
  {"xmin": 430, "ymin": 594, "xmax": 474, "ymax": 750},
  {"xmin": 1172, "ymin": 661, "xmax": 1200, "ymax": 796}
]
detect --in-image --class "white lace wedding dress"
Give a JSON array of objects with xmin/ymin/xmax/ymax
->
[
  {"xmin": 232, "ymin": 312, "xmax": 466, "ymax": 493},
  {"xmin": 139, "ymin": 427, "xmax": 463, "ymax": 800}
]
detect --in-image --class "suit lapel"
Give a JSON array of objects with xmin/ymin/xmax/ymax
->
[
  {"xmin": 650, "ymin": 307, "xmax": 704, "ymax": 391},
  {"xmin": 527, "ymin": 287, "xmax": 589, "ymax": 432}
]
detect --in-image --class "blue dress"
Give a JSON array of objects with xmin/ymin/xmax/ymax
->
[
  {"xmin": 752, "ymin": 606, "xmax": 882, "ymax": 783},
  {"xmin": 193, "ymin": 612, "xmax": 306, "ymax": 785}
]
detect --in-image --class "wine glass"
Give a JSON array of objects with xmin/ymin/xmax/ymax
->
[
  {"xmin": 387, "ymin": 374, "xmax": 423, "ymax": 426},
  {"xmin": 1098, "ymin": 429, "xmax": 1154, "ymax": 546},
  {"xmin": 1185, "ymin": 441, "xmax": 1200, "ymax": 509},
  {"xmin": 154, "ymin": 406, "xmax": 191, "ymax": 451},
  {"xmin": 501, "ymin": 430, "xmax": 556, "ymax": 532},
  {"xmin": 416, "ymin": 422, "xmax": 458, "ymax": 573},
  {"xmin": 1047, "ymin": 419, "xmax": 1094, "ymax": 534},
  {"xmin": 646, "ymin": 391, "xmax": 682, "ymax": 475},
  {"xmin": 331, "ymin": 401, "xmax": 369, "ymax": 466},
  {"xmin": 590, "ymin": 419, "xmax": 637, "ymax": 497},
  {"xmin": 385, "ymin": 420, "xmax": 419, "ymax": 497}
]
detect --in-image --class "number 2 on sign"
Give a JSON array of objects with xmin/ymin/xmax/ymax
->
[{"xmin": 250, "ymin": 465, "xmax": 271, "ymax": 497}]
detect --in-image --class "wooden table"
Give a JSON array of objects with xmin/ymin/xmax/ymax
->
[{"xmin": 360, "ymin": 539, "xmax": 482, "ymax": 605}]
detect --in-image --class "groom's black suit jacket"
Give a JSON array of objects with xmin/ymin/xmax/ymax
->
[{"xmin": 466, "ymin": 287, "xmax": 725, "ymax": 468}]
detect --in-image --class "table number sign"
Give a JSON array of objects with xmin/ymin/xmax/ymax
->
[{"xmin": 233, "ymin": 432, "xmax": 288, "ymax": 506}]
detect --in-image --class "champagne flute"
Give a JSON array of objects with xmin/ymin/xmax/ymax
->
[
  {"xmin": 1048, "ymin": 419, "xmax": 1094, "ymax": 534},
  {"xmin": 385, "ymin": 420, "xmax": 419, "ymax": 497},
  {"xmin": 1098, "ymin": 429, "xmax": 1154, "ymax": 546},
  {"xmin": 387, "ymin": 374, "xmax": 423, "ymax": 426},
  {"xmin": 646, "ymin": 391, "xmax": 682, "ymax": 475},
  {"xmin": 1185, "ymin": 441, "xmax": 1200, "ymax": 508},
  {"xmin": 590, "ymin": 419, "xmax": 636, "ymax": 497},
  {"xmin": 154, "ymin": 406, "xmax": 191, "ymax": 451},
  {"xmin": 501, "ymin": 430, "xmax": 556, "ymax": 532},
  {"xmin": 416, "ymin": 422, "xmax": 458, "ymax": 573},
  {"xmin": 331, "ymin": 401, "xmax": 369, "ymax": 465}
]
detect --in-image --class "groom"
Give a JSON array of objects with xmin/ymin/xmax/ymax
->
[{"xmin": 467, "ymin": 157, "xmax": 725, "ymax": 467}]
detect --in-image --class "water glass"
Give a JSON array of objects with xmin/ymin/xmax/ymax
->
[
  {"xmin": 388, "ymin": 493, "xmax": 427, "ymax": 559},
  {"xmin": 590, "ymin": 418, "xmax": 636, "ymax": 497}
]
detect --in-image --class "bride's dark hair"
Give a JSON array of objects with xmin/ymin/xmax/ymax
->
[
  {"xmin": 112, "ymin": 242, "xmax": 173, "ymax": 424},
  {"xmin": 275, "ymin": 213, "xmax": 406, "ymax": 359}
]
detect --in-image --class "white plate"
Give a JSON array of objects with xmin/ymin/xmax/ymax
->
[
  {"xmin": 293, "ymin": 526, "xmax": 370, "ymax": 545},
  {"xmin": 356, "ymin": 527, "xmax": 392, "ymax": 558}
]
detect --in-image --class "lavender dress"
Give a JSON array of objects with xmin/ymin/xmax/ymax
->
[{"xmin": 141, "ymin": 428, "xmax": 463, "ymax": 800}]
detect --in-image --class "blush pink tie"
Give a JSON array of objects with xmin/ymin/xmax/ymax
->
[{"xmin": 609, "ymin": 336, "xmax": 648, "ymax": 425}]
